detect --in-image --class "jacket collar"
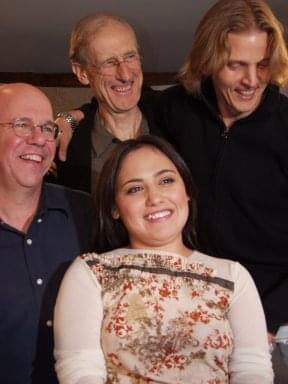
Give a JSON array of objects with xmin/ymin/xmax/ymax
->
[{"xmin": 198, "ymin": 77, "xmax": 281, "ymax": 123}]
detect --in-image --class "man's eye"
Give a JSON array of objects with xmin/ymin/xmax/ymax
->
[
  {"xmin": 42, "ymin": 125, "xmax": 54, "ymax": 134},
  {"xmin": 258, "ymin": 62, "xmax": 269, "ymax": 69},
  {"xmin": 228, "ymin": 63, "xmax": 240, "ymax": 70},
  {"xmin": 15, "ymin": 122, "xmax": 29, "ymax": 129},
  {"xmin": 125, "ymin": 53, "xmax": 137, "ymax": 62},
  {"xmin": 103, "ymin": 59, "xmax": 117, "ymax": 67}
]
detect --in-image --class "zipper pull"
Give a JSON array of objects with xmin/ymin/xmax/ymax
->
[{"xmin": 221, "ymin": 127, "xmax": 229, "ymax": 139}]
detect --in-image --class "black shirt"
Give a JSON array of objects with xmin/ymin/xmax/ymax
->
[{"xmin": 154, "ymin": 81, "xmax": 288, "ymax": 332}]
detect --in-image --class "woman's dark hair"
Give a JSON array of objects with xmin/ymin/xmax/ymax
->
[{"xmin": 95, "ymin": 135, "xmax": 198, "ymax": 253}]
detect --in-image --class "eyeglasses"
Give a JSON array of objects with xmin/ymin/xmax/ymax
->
[
  {"xmin": 87, "ymin": 51, "xmax": 141, "ymax": 75},
  {"xmin": 0, "ymin": 118, "xmax": 59, "ymax": 141}
]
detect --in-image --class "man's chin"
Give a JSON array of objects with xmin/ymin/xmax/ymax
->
[
  {"xmin": 113, "ymin": 103, "xmax": 139, "ymax": 114},
  {"xmin": 231, "ymin": 97, "xmax": 262, "ymax": 118}
]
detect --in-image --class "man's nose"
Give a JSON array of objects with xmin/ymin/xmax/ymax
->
[
  {"xmin": 243, "ymin": 66, "xmax": 258, "ymax": 87},
  {"xmin": 116, "ymin": 61, "xmax": 131, "ymax": 81},
  {"xmin": 26, "ymin": 126, "xmax": 46, "ymax": 145}
]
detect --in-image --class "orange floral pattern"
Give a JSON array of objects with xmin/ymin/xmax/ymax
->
[{"xmin": 82, "ymin": 250, "xmax": 234, "ymax": 383}]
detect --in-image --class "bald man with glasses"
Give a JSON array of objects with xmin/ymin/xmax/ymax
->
[{"xmin": 0, "ymin": 83, "xmax": 93, "ymax": 384}]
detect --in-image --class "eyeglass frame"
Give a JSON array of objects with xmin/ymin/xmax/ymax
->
[
  {"xmin": 0, "ymin": 117, "xmax": 60, "ymax": 141},
  {"xmin": 83, "ymin": 50, "xmax": 142, "ymax": 75}
]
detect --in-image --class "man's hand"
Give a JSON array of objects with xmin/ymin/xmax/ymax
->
[
  {"xmin": 48, "ymin": 161, "xmax": 58, "ymax": 178},
  {"xmin": 268, "ymin": 332, "xmax": 276, "ymax": 353},
  {"xmin": 56, "ymin": 118, "xmax": 73, "ymax": 161},
  {"xmin": 56, "ymin": 110, "xmax": 84, "ymax": 161}
]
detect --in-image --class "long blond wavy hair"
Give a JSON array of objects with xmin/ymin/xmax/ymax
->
[{"xmin": 179, "ymin": 0, "xmax": 288, "ymax": 94}]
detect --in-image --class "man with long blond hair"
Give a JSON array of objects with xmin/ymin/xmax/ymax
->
[
  {"xmin": 158, "ymin": 1, "xmax": 288, "ymax": 380},
  {"xmin": 158, "ymin": 0, "xmax": 288, "ymax": 337}
]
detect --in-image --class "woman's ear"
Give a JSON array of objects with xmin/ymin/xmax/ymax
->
[
  {"xmin": 111, "ymin": 206, "xmax": 120, "ymax": 220},
  {"xmin": 71, "ymin": 62, "xmax": 90, "ymax": 85}
]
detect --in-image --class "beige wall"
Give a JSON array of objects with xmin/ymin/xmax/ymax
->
[
  {"xmin": 39, "ymin": 84, "xmax": 172, "ymax": 115},
  {"xmin": 39, "ymin": 87, "xmax": 93, "ymax": 116}
]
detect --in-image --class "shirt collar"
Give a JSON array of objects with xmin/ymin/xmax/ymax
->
[
  {"xmin": 93, "ymin": 110, "xmax": 149, "ymax": 157},
  {"xmin": 37, "ymin": 183, "xmax": 69, "ymax": 218},
  {"xmin": 199, "ymin": 78, "xmax": 281, "ymax": 122},
  {"xmin": 0, "ymin": 183, "xmax": 69, "ymax": 231}
]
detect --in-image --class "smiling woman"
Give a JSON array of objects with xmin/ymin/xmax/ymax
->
[
  {"xmin": 54, "ymin": 136, "xmax": 273, "ymax": 384},
  {"xmin": 111, "ymin": 145, "xmax": 190, "ymax": 253},
  {"xmin": 95, "ymin": 135, "xmax": 197, "ymax": 254}
]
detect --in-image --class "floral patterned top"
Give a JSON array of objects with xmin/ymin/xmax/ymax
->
[{"xmin": 54, "ymin": 249, "xmax": 273, "ymax": 384}]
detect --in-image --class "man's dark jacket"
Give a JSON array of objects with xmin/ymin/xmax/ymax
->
[
  {"xmin": 56, "ymin": 86, "xmax": 162, "ymax": 193},
  {"xmin": 155, "ymin": 81, "xmax": 288, "ymax": 333}
]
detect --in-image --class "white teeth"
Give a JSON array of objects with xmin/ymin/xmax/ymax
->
[
  {"xmin": 113, "ymin": 84, "xmax": 132, "ymax": 93},
  {"xmin": 20, "ymin": 154, "xmax": 42, "ymax": 162},
  {"xmin": 146, "ymin": 210, "xmax": 171, "ymax": 221},
  {"xmin": 237, "ymin": 89, "xmax": 255, "ymax": 97}
]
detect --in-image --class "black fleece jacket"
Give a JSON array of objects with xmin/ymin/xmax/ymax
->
[{"xmin": 155, "ymin": 81, "xmax": 288, "ymax": 332}]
